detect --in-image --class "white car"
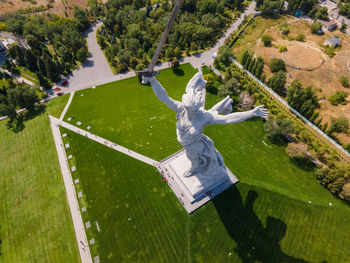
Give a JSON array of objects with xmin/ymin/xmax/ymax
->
[{"xmin": 212, "ymin": 52, "xmax": 217, "ymax": 58}]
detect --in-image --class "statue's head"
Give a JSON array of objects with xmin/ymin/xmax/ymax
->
[{"xmin": 182, "ymin": 72, "xmax": 206, "ymax": 112}]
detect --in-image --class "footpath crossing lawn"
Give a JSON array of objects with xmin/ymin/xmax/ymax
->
[
  {"xmin": 0, "ymin": 95, "xmax": 80, "ymax": 263},
  {"xmin": 64, "ymin": 63, "xmax": 197, "ymax": 160},
  {"xmin": 62, "ymin": 129, "xmax": 350, "ymax": 263},
  {"xmin": 63, "ymin": 63, "xmax": 350, "ymax": 262}
]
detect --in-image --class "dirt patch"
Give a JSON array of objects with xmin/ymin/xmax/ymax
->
[
  {"xmin": 0, "ymin": 0, "xmax": 88, "ymax": 17},
  {"xmin": 238, "ymin": 17, "xmax": 350, "ymax": 145}
]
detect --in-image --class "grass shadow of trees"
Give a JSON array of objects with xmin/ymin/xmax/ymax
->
[
  {"xmin": 5, "ymin": 104, "xmax": 46, "ymax": 133},
  {"xmin": 213, "ymin": 186, "xmax": 310, "ymax": 263}
]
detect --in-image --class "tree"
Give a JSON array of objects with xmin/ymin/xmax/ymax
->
[
  {"xmin": 268, "ymin": 70, "xmax": 286, "ymax": 93},
  {"xmin": 328, "ymin": 91, "xmax": 348, "ymax": 106},
  {"xmin": 264, "ymin": 115, "xmax": 295, "ymax": 143},
  {"xmin": 341, "ymin": 23, "xmax": 347, "ymax": 32},
  {"xmin": 174, "ymin": 47, "xmax": 182, "ymax": 58},
  {"xmin": 327, "ymin": 116, "xmax": 349, "ymax": 134},
  {"xmin": 165, "ymin": 47, "xmax": 174, "ymax": 60},
  {"xmin": 171, "ymin": 58, "xmax": 180, "ymax": 72},
  {"xmin": 202, "ymin": 74, "xmax": 214, "ymax": 88},
  {"xmin": 24, "ymin": 50, "xmax": 38, "ymax": 72},
  {"xmin": 216, "ymin": 45, "xmax": 232, "ymax": 66},
  {"xmin": 0, "ymin": 103, "xmax": 17, "ymax": 120},
  {"xmin": 268, "ymin": 58, "xmax": 285, "ymax": 72},
  {"xmin": 339, "ymin": 76, "xmax": 349, "ymax": 88},
  {"xmin": 76, "ymin": 46, "xmax": 89, "ymax": 63},
  {"xmin": 261, "ymin": 34, "xmax": 273, "ymax": 46},
  {"xmin": 7, "ymin": 84, "xmax": 39, "ymax": 111},
  {"xmin": 287, "ymin": 80, "xmax": 319, "ymax": 118},
  {"xmin": 218, "ymin": 77, "xmax": 241, "ymax": 98},
  {"xmin": 311, "ymin": 21, "xmax": 322, "ymax": 34},
  {"xmin": 8, "ymin": 44, "xmax": 17, "ymax": 59}
]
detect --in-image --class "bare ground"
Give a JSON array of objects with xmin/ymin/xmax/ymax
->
[
  {"xmin": 243, "ymin": 18, "xmax": 350, "ymax": 145},
  {"xmin": 0, "ymin": 0, "xmax": 88, "ymax": 17}
]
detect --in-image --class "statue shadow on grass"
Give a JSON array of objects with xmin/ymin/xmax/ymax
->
[{"xmin": 213, "ymin": 186, "xmax": 310, "ymax": 263}]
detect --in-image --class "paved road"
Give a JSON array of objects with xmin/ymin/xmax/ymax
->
[
  {"xmin": 57, "ymin": 20, "xmax": 115, "ymax": 93},
  {"xmin": 58, "ymin": 2, "xmax": 256, "ymax": 94},
  {"xmin": 49, "ymin": 116, "xmax": 93, "ymax": 263}
]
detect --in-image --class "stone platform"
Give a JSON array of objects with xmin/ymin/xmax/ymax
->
[{"xmin": 157, "ymin": 149, "xmax": 239, "ymax": 213}]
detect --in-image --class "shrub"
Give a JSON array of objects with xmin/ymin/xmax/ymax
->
[
  {"xmin": 327, "ymin": 116, "xmax": 349, "ymax": 134},
  {"xmin": 286, "ymin": 142, "xmax": 309, "ymax": 160},
  {"xmin": 339, "ymin": 76, "xmax": 349, "ymax": 88},
  {"xmin": 261, "ymin": 34, "xmax": 273, "ymax": 46},
  {"xmin": 296, "ymin": 34, "xmax": 305, "ymax": 42},
  {"xmin": 278, "ymin": 45, "xmax": 287, "ymax": 53},
  {"xmin": 311, "ymin": 21, "xmax": 322, "ymax": 34},
  {"xmin": 268, "ymin": 58, "xmax": 285, "ymax": 72},
  {"xmin": 328, "ymin": 91, "xmax": 348, "ymax": 106},
  {"xmin": 264, "ymin": 115, "xmax": 295, "ymax": 143}
]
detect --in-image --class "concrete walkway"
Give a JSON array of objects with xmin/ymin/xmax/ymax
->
[
  {"xmin": 49, "ymin": 116, "xmax": 93, "ymax": 263},
  {"xmin": 60, "ymin": 92, "xmax": 75, "ymax": 121},
  {"xmin": 57, "ymin": 118, "xmax": 157, "ymax": 166}
]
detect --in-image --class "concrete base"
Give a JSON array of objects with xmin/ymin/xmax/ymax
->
[{"xmin": 158, "ymin": 149, "xmax": 239, "ymax": 214}]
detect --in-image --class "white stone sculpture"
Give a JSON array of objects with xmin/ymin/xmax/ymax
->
[{"xmin": 143, "ymin": 71, "xmax": 268, "ymax": 184}]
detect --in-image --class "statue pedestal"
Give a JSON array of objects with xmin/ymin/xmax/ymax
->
[{"xmin": 158, "ymin": 149, "xmax": 239, "ymax": 213}]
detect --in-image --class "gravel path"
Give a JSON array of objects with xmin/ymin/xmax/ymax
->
[{"xmin": 49, "ymin": 116, "xmax": 93, "ymax": 263}]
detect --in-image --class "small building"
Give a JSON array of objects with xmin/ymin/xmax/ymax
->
[
  {"xmin": 323, "ymin": 19, "xmax": 338, "ymax": 31},
  {"xmin": 323, "ymin": 37, "xmax": 341, "ymax": 47}
]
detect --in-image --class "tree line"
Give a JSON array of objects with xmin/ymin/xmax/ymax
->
[{"xmin": 1, "ymin": 7, "xmax": 90, "ymax": 88}]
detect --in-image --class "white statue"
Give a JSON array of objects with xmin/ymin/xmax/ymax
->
[{"xmin": 143, "ymin": 71, "xmax": 268, "ymax": 182}]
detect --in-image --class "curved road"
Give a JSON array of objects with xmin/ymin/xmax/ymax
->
[{"xmin": 59, "ymin": 2, "xmax": 257, "ymax": 93}]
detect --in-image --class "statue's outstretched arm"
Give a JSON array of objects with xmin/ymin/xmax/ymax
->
[
  {"xmin": 210, "ymin": 105, "xmax": 269, "ymax": 125},
  {"xmin": 144, "ymin": 77, "xmax": 181, "ymax": 112}
]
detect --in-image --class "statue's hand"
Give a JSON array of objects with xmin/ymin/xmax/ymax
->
[
  {"xmin": 252, "ymin": 105, "xmax": 269, "ymax": 120},
  {"xmin": 142, "ymin": 76, "xmax": 154, "ymax": 85}
]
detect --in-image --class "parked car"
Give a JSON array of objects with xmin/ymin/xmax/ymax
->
[
  {"xmin": 57, "ymin": 92, "xmax": 64, "ymax": 96},
  {"xmin": 54, "ymin": 87, "xmax": 61, "ymax": 91},
  {"xmin": 62, "ymin": 80, "xmax": 68, "ymax": 86}
]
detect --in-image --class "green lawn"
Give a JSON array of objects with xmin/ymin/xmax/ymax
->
[
  {"xmin": 61, "ymin": 128, "xmax": 350, "ymax": 263},
  {"xmin": 62, "ymin": 63, "xmax": 350, "ymax": 262},
  {"xmin": 0, "ymin": 95, "xmax": 80, "ymax": 263}
]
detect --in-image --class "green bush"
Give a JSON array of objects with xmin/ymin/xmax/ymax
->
[
  {"xmin": 261, "ymin": 34, "xmax": 273, "ymax": 46},
  {"xmin": 268, "ymin": 58, "xmax": 286, "ymax": 72},
  {"xmin": 311, "ymin": 21, "xmax": 322, "ymax": 34},
  {"xmin": 328, "ymin": 91, "xmax": 348, "ymax": 106},
  {"xmin": 296, "ymin": 34, "xmax": 305, "ymax": 42},
  {"xmin": 278, "ymin": 45, "xmax": 287, "ymax": 53},
  {"xmin": 339, "ymin": 76, "xmax": 349, "ymax": 88}
]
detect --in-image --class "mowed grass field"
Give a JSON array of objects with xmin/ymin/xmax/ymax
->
[
  {"xmin": 0, "ymin": 95, "xmax": 80, "ymax": 263},
  {"xmin": 63, "ymin": 64, "xmax": 350, "ymax": 262}
]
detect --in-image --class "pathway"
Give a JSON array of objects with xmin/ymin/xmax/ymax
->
[
  {"xmin": 58, "ymin": 2, "xmax": 257, "ymax": 94},
  {"xmin": 49, "ymin": 116, "xmax": 93, "ymax": 263},
  {"xmin": 60, "ymin": 92, "xmax": 75, "ymax": 121},
  {"xmin": 58, "ymin": 118, "xmax": 157, "ymax": 166},
  {"xmin": 56, "ymin": 20, "xmax": 115, "ymax": 93}
]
